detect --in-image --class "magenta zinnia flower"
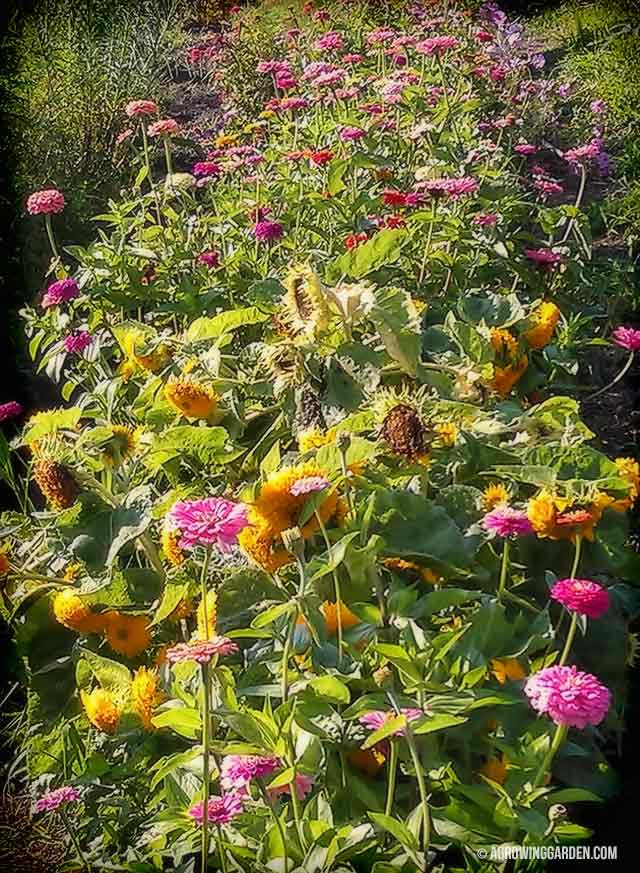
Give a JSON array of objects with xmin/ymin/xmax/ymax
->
[
  {"xmin": 254, "ymin": 220, "xmax": 284, "ymax": 242},
  {"xmin": 147, "ymin": 118, "xmax": 179, "ymax": 137},
  {"xmin": 42, "ymin": 278, "xmax": 79, "ymax": 308},
  {"xmin": 63, "ymin": 331, "xmax": 92, "ymax": 354},
  {"xmin": 168, "ymin": 497, "xmax": 248, "ymax": 551},
  {"xmin": 339, "ymin": 126, "xmax": 366, "ymax": 142},
  {"xmin": 483, "ymin": 506, "xmax": 533, "ymax": 538},
  {"xmin": 197, "ymin": 250, "xmax": 220, "ymax": 268},
  {"xmin": 524, "ymin": 248, "xmax": 563, "ymax": 268},
  {"xmin": 415, "ymin": 36, "xmax": 459, "ymax": 55},
  {"xmin": 166, "ymin": 637, "xmax": 239, "ymax": 664},
  {"xmin": 359, "ymin": 708, "xmax": 423, "ymax": 735},
  {"xmin": 188, "ymin": 793, "xmax": 244, "ymax": 825},
  {"xmin": 35, "ymin": 785, "xmax": 80, "ymax": 814},
  {"xmin": 0, "ymin": 401, "xmax": 22, "ymax": 422},
  {"xmin": 315, "ymin": 31, "xmax": 344, "ymax": 52},
  {"xmin": 125, "ymin": 99, "xmax": 158, "ymax": 118},
  {"xmin": 550, "ymin": 578, "xmax": 610, "ymax": 619},
  {"xmin": 26, "ymin": 189, "xmax": 65, "ymax": 215},
  {"xmin": 612, "ymin": 326, "xmax": 640, "ymax": 352},
  {"xmin": 220, "ymin": 755, "xmax": 280, "ymax": 791},
  {"xmin": 524, "ymin": 665, "xmax": 611, "ymax": 728},
  {"xmin": 290, "ymin": 476, "xmax": 330, "ymax": 496},
  {"xmin": 193, "ymin": 161, "xmax": 221, "ymax": 178},
  {"xmin": 514, "ymin": 143, "xmax": 537, "ymax": 155}
]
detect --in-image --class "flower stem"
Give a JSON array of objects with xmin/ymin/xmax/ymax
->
[
  {"xmin": 559, "ymin": 612, "xmax": 578, "ymax": 667},
  {"xmin": 281, "ymin": 611, "xmax": 296, "ymax": 703},
  {"xmin": 315, "ymin": 509, "xmax": 343, "ymax": 666},
  {"xmin": 532, "ymin": 723, "xmax": 568, "ymax": 791},
  {"xmin": 560, "ymin": 163, "xmax": 586, "ymax": 243},
  {"xmin": 258, "ymin": 782, "xmax": 289, "ymax": 872},
  {"xmin": 385, "ymin": 739, "xmax": 399, "ymax": 817},
  {"xmin": 44, "ymin": 214, "xmax": 60, "ymax": 260},
  {"xmin": 200, "ymin": 548, "xmax": 212, "ymax": 639},
  {"xmin": 584, "ymin": 351, "xmax": 634, "ymax": 401},
  {"xmin": 140, "ymin": 123, "xmax": 153, "ymax": 185},
  {"xmin": 216, "ymin": 825, "xmax": 228, "ymax": 873},
  {"xmin": 570, "ymin": 534, "xmax": 582, "ymax": 580},
  {"xmin": 404, "ymin": 724, "xmax": 431, "ymax": 854},
  {"xmin": 201, "ymin": 661, "xmax": 211, "ymax": 873},
  {"xmin": 163, "ymin": 137, "xmax": 174, "ymax": 178},
  {"xmin": 60, "ymin": 808, "xmax": 90, "ymax": 871},
  {"xmin": 497, "ymin": 539, "xmax": 510, "ymax": 599}
]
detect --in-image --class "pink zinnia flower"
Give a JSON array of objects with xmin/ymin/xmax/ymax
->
[
  {"xmin": 116, "ymin": 128, "xmax": 134, "ymax": 146},
  {"xmin": 524, "ymin": 248, "xmax": 563, "ymax": 268},
  {"xmin": 514, "ymin": 143, "xmax": 537, "ymax": 155},
  {"xmin": 315, "ymin": 31, "xmax": 344, "ymax": 52},
  {"xmin": 168, "ymin": 497, "xmax": 248, "ymax": 551},
  {"xmin": 197, "ymin": 250, "xmax": 220, "ymax": 268},
  {"xmin": 342, "ymin": 53, "xmax": 363, "ymax": 64},
  {"xmin": 254, "ymin": 220, "xmax": 284, "ymax": 242},
  {"xmin": 473, "ymin": 212, "xmax": 498, "ymax": 227},
  {"xmin": 275, "ymin": 71, "xmax": 297, "ymax": 90},
  {"xmin": 612, "ymin": 326, "xmax": 640, "ymax": 352},
  {"xmin": 339, "ymin": 126, "xmax": 366, "ymax": 142},
  {"xmin": 290, "ymin": 476, "xmax": 330, "ymax": 496},
  {"xmin": 26, "ymin": 189, "xmax": 65, "ymax": 216},
  {"xmin": 35, "ymin": 786, "xmax": 80, "ymax": 814},
  {"xmin": 166, "ymin": 638, "xmax": 239, "ymax": 664},
  {"xmin": 534, "ymin": 178, "xmax": 564, "ymax": 197},
  {"xmin": 125, "ymin": 99, "xmax": 158, "ymax": 118},
  {"xmin": 550, "ymin": 578, "xmax": 610, "ymax": 619},
  {"xmin": 415, "ymin": 36, "xmax": 459, "ymax": 56},
  {"xmin": 147, "ymin": 118, "xmax": 179, "ymax": 137},
  {"xmin": 269, "ymin": 773, "xmax": 315, "ymax": 800},
  {"xmin": 359, "ymin": 708, "xmax": 423, "ymax": 735},
  {"xmin": 188, "ymin": 793, "xmax": 244, "ymax": 825},
  {"xmin": 524, "ymin": 665, "xmax": 611, "ymax": 728},
  {"xmin": 0, "ymin": 401, "xmax": 23, "ymax": 422},
  {"xmin": 483, "ymin": 506, "xmax": 533, "ymax": 538},
  {"xmin": 563, "ymin": 139, "xmax": 601, "ymax": 165},
  {"xmin": 278, "ymin": 97, "xmax": 309, "ymax": 112},
  {"xmin": 41, "ymin": 278, "xmax": 79, "ymax": 308},
  {"xmin": 220, "ymin": 755, "xmax": 280, "ymax": 791},
  {"xmin": 590, "ymin": 99, "xmax": 606, "ymax": 114},
  {"xmin": 63, "ymin": 331, "xmax": 92, "ymax": 354},
  {"xmin": 193, "ymin": 161, "xmax": 221, "ymax": 178}
]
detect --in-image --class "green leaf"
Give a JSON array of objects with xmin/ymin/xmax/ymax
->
[
  {"xmin": 145, "ymin": 426, "xmax": 229, "ymax": 471},
  {"xmin": 251, "ymin": 602, "xmax": 294, "ymax": 629},
  {"xmin": 362, "ymin": 714, "xmax": 407, "ymax": 749},
  {"xmin": 20, "ymin": 407, "xmax": 82, "ymax": 446},
  {"xmin": 327, "ymin": 158, "xmax": 349, "ymax": 195},
  {"xmin": 80, "ymin": 649, "xmax": 131, "ymax": 695},
  {"xmin": 151, "ymin": 706, "xmax": 201, "ymax": 739},
  {"xmin": 150, "ymin": 749, "xmax": 201, "ymax": 790},
  {"xmin": 151, "ymin": 580, "xmax": 189, "ymax": 626},
  {"xmin": 416, "ymin": 589, "xmax": 482, "ymax": 618},
  {"xmin": 106, "ymin": 486, "xmax": 153, "ymax": 566},
  {"xmin": 368, "ymin": 813, "xmax": 419, "ymax": 852},
  {"xmin": 332, "ymin": 229, "xmax": 406, "ymax": 279},
  {"xmin": 186, "ymin": 307, "xmax": 269, "ymax": 342},
  {"xmin": 412, "ymin": 713, "xmax": 467, "ymax": 735},
  {"xmin": 309, "ymin": 675, "xmax": 351, "ymax": 704}
]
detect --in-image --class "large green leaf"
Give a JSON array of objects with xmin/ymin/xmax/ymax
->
[
  {"xmin": 19, "ymin": 407, "xmax": 82, "ymax": 446},
  {"xmin": 80, "ymin": 649, "xmax": 132, "ymax": 696},
  {"xmin": 369, "ymin": 488, "xmax": 470, "ymax": 573},
  {"xmin": 186, "ymin": 307, "xmax": 270, "ymax": 342},
  {"xmin": 145, "ymin": 426, "xmax": 229, "ymax": 471},
  {"xmin": 331, "ymin": 228, "xmax": 406, "ymax": 279}
]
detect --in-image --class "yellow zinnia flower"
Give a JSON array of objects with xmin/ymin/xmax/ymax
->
[
  {"xmin": 482, "ymin": 483, "xmax": 510, "ymax": 511},
  {"xmin": 527, "ymin": 489, "xmax": 613, "ymax": 542},
  {"xmin": 131, "ymin": 667, "xmax": 163, "ymax": 730},
  {"xmin": 490, "ymin": 658, "xmax": 526, "ymax": 684},
  {"xmin": 238, "ymin": 523, "xmax": 293, "ymax": 574},
  {"xmin": 53, "ymin": 589, "xmax": 105, "ymax": 634},
  {"xmin": 321, "ymin": 601, "xmax": 360, "ymax": 636},
  {"xmin": 524, "ymin": 301, "xmax": 560, "ymax": 350},
  {"xmin": 81, "ymin": 688, "xmax": 122, "ymax": 734},
  {"xmin": 164, "ymin": 377, "xmax": 218, "ymax": 420},
  {"xmin": 104, "ymin": 612, "xmax": 151, "ymax": 658}
]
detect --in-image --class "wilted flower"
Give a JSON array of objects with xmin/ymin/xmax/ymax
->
[
  {"xmin": 188, "ymin": 793, "xmax": 244, "ymax": 825},
  {"xmin": 524, "ymin": 248, "xmax": 563, "ymax": 268},
  {"xmin": 168, "ymin": 497, "xmax": 248, "ymax": 551},
  {"xmin": 550, "ymin": 578, "xmax": 610, "ymax": 619},
  {"xmin": 26, "ymin": 189, "xmax": 65, "ymax": 215},
  {"xmin": 34, "ymin": 786, "xmax": 80, "ymax": 814},
  {"xmin": 524, "ymin": 666, "xmax": 611, "ymax": 728}
]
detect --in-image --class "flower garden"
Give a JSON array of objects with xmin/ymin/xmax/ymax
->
[{"xmin": 1, "ymin": 1, "xmax": 639, "ymax": 870}]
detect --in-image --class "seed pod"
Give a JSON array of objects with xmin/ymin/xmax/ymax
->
[
  {"xmin": 381, "ymin": 403, "xmax": 429, "ymax": 461},
  {"xmin": 296, "ymin": 384, "xmax": 326, "ymax": 432},
  {"xmin": 33, "ymin": 460, "xmax": 79, "ymax": 509}
]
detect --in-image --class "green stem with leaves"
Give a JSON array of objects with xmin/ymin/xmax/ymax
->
[
  {"xmin": 315, "ymin": 508, "xmax": 343, "ymax": 666},
  {"xmin": 258, "ymin": 782, "xmax": 289, "ymax": 872},
  {"xmin": 60, "ymin": 807, "xmax": 90, "ymax": 871},
  {"xmin": 44, "ymin": 214, "xmax": 60, "ymax": 260},
  {"xmin": 497, "ymin": 538, "xmax": 510, "ymax": 599},
  {"xmin": 385, "ymin": 739, "xmax": 399, "ymax": 817},
  {"xmin": 532, "ymin": 723, "xmax": 568, "ymax": 791},
  {"xmin": 201, "ymin": 661, "xmax": 211, "ymax": 873}
]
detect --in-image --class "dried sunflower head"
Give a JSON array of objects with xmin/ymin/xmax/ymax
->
[{"xmin": 281, "ymin": 264, "xmax": 329, "ymax": 340}]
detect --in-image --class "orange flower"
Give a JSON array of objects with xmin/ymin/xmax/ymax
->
[
  {"xmin": 479, "ymin": 754, "xmax": 508, "ymax": 785},
  {"xmin": 321, "ymin": 601, "xmax": 360, "ymax": 635},
  {"xmin": 490, "ymin": 658, "xmax": 526, "ymax": 684},
  {"xmin": 104, "ymin": 612, "xmax": 151, "ymax": 658}
]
